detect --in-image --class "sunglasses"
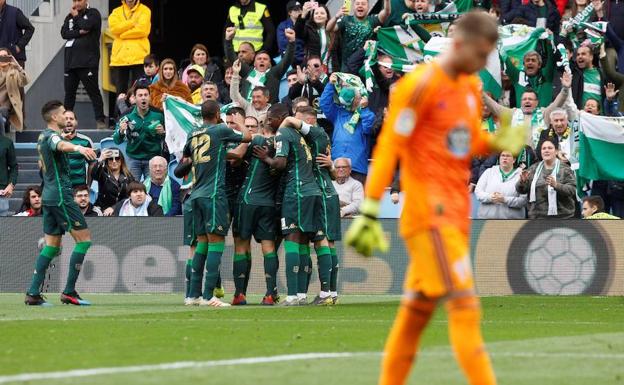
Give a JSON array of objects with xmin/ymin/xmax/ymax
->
[{"xmin": 108, "ymin": 157, "xmax": 121, "ymax": 161}]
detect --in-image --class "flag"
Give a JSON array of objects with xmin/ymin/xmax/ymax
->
[
  {"xmin": 163, "ymin": 95, "xmax": 203, "ymax": 160},
  {"xmin": 498, "ymin": 25, "xmax": 549, "ymax": 69},
  {"xmin": 422, "ymin": 37, "xmax": 503, "ymax": 99},
  {"xmin": 578, "ymin": 113, "xmax": 624, "ymax": 181},
  {"xmin": 376, "ymin": 24, "xmax": 427, "ymax": 71},
  {"xmin": 403, "ymin": 2, "xmax": 459, "ymax": 36}
]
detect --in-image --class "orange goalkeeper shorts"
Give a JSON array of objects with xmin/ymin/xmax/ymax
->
[{"xmin": 403, "ymin": 225, "xmax": 474, "ymax": 298}]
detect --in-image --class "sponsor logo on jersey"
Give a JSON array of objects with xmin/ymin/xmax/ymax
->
[{"xmin": 447, "ymin": 125, "xmax": 470, "ymax": 158}]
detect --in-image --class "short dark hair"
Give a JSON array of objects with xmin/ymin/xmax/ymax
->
[
  {"xmin": 295, "ymin": 106, "xmax": 316, "ymax": 118},
  {"xmin": 73, "ymin": 184, "xmax": 90, "ymax": 196},
  {"xmin": 41, "ymin": 100, "xmax": 65, "ymax": 123},
  {"xmin": 226, "ymin": 106, "xmax": 246, "ymax": 117},
  {"xmin": 201, "ymin": 100, "xmax": 220, "ymax": 120},
  {"xmin": 522, "ymin": 88, "xmax": 539, "ymax": 100},
  {"xmin": 143, "ymin": 54, "xmax": 159, "ymax": 66},
  {"xmin": 134, "ymin": 83, "xmax": 150, "ymax": 95},
  {"xmin": 286, "ymin": 69, "xmax": 298, "ymax": 77},
  {"xmin": 583, "ymin": 195, "xmax": 605, "ymax": 213},
  {"xmin": 127, "ymin": 181, "xmax": 147, "ymax": 194},
  {"xmin": 252, "ymin": 86, "xmax": 270, "ymax": 98},
  {"xmin": 292, "ymin": 96, "xmax": 309, "ymax": 107},
  {"xmin": 454, "ymin": 10, "xmax": 499, "ymax": 44},
  {"xmin": 268, "ymin": 103, "xmax": 290, "ymax": 119}
]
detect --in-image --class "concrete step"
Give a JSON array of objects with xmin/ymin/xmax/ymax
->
[
  {"xmin": 15, "ymin": 148, "xmax": 38, "ymax": 157},
  {"xmin": 17, "ymin": 169, "xmax": 42, "ymax": 184},
  {"xmin": 18, "ymin": 162, "xmax": 39, "ymax": 170},
  {"xmin": 16, "ymin": 156, "xmax": 39, "ymax": 163},
  {"xmin": 16, "ymin": 129, "xmax": 113, "ymax": 144}
]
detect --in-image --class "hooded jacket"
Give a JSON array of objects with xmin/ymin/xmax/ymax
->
[{"xmin": 108, "ymin": 1, "xmax": 151, "ymax": 66}]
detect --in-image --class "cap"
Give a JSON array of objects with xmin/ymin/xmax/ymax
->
[
  {"xmin": 187, "ymin": 64, "xmax": 206, "ymax": 78},
  {"xmin": 286, "ymin": 1, "xmax": 302, "ymax": 12}
]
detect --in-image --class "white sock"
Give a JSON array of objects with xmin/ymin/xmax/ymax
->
[
  {"xmin": 330, "ymin": 291, "xmax": 338, "ymax": 297},
  {"xmin": 286, "ymin": 295, "xmax": 298, "ymax": 302},
  {"xmin": 297, "ymin": 293, "xmax": 307, "ymax": 300},
  {"xmin": 319, "ymin": 291, "xmax": 330, "ymax": 298}
]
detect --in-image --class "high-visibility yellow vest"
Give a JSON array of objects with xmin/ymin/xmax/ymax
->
[{"xmin": 228, "ymin": 2, "xmax": 266, "ymax": 51}]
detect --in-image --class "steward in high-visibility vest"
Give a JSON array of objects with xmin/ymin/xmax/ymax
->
[{"xmin": 226, "ymin": 0, "xmax": 275, "ymax": 52}]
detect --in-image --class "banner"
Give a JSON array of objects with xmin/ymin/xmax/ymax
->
[
  {"xmin": 578, "ymin": 113, "xmax": 624, "ymax": 181},
  {"xmin": 163, "ymin": 96, "xmax": 203, "ymax": 160},
  {"xmin": 498, "ymin": 24, "xmax": 549, "ymax": 69}
]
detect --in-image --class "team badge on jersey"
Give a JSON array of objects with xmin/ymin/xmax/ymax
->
[
  {"xmin": 394, "ymin": 109, "xmax": 416, "ymax": 137},
  {"xmin": 447, "ymin": 125, "xmax": 470, "ymax": 158}
]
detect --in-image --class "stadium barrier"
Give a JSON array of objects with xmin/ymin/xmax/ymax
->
[{"xmin": 1, "ymin": 218, "xmax": 622, "ymax": 295}]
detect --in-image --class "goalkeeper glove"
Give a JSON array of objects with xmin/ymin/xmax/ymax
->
[
  {"xmin": 345, "ymin": 198, "xmax": 389, "ymax": 257},
  {"xmin": 490, "ymin": 110, "xmax": 527, "ymax": 155}
]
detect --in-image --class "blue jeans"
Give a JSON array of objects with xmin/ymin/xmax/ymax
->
[
  {"xmin": 126, "ymin": 157, "xmax": 151, "ymax": 181},
  {"xmin": 0, "ymin": 197, "xmax": 9, "ymax": 216}
]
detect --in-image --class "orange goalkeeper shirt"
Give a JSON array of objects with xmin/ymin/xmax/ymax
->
[{"xmin": 366, "ymin": 61, "xmax": 492, "ymax": 238}]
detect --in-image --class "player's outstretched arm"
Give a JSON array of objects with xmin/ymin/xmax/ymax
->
[{"xmin": 56, "ymin": 140, "xmax": 97, "ymax": 161}]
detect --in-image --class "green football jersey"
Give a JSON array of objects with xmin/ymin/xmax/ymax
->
[
  {"xmin": 305, "ymin": 126, "xmax": 338, "ymax": 199},
  {"xmin": 66, "ymin": 133, "xmax": 94, "ymax": 187},
  {"xmin": 240, "ymin": 135, "xmax": 279, "ymax": 206},
  {"xmin": 37, "ymin": 129, "xmax": 74, "ymax": 206},
  {"xmin": 183, "ymin": 123, "xmax": 243, "ymax": 200},
  {"xmin": 275, "ymin": 127, "xmax": 321, "ymax": 198},
  {"xmin": 582, "ymin": 67, "xmax": 601, "ymax": 106}
]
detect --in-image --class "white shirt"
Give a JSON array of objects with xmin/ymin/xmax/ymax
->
[{"xmin": 332, "ymin": 176, "xmax": 364, "ymax": 217}]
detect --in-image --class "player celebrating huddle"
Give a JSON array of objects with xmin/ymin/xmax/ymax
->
[
  {"xmin": 346, "ymin": 11, "xmax": 525, "ymax": 385},
  {"xmin": 182, "ymin": 100, "xmax": 251, "ymax": 307}
]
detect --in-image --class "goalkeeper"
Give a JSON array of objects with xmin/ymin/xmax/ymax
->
[{"xmin": 346, "ymin": 11, "xmax": 525, "ymax": 385}]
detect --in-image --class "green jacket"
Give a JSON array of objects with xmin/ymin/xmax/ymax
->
[
  {"xmin": 0, "ymin": 136, "xmax": 17, "ymax": 190},
  {"xmin": 113, "ymin": 107, "xmax": 165, "ymax": 160},
  {"xmin": 505, "ymin": 41, "xmax": 555, "ymax": 108},
  {"xmin": 66, "ymin": 133, "xmax": 94, "ymax": 187}
]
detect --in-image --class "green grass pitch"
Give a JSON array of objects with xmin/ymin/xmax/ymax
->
[{"xmin": 0, "ymin": 294, "xmax": 623, "ymax": 384}]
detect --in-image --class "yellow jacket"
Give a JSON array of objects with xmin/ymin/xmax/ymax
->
[{"xmin": 108, "ymin": 1, "xmax": 151, "ymax": 66}]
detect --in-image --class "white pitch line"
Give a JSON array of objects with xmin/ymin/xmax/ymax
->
[{"xmin": 1, "ymin": 350, "xmax": 624, "ymax": 384}]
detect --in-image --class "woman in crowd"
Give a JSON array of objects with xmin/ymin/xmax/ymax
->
[
  {"xmin": 92, "ymin": 148, "xmax": 135, "ymax": 216},
  {"xmin": 475, "ymin": 151, "xmax": 528, "ymax": 219},
  {"xmin": 180, "ymin": 44, "xmax": 223, "ymax": 84},
  {"xmin": 295, "ymin": 2, "xmax": 337, "ymax": 71},
  {"xmin": 516, "ymin": 139, "xmax": 577, "ymax": 219},
  {"xmin": 149, "ymin": 58, "xmax": 192, "ymax": 110}
]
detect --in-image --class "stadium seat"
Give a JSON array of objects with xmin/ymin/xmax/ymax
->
[{"xmin": 168, "ymin": 158, "xmax": 182, "ymax": 185}]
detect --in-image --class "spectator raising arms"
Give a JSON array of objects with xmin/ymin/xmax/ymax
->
[
  {"xmin": 295, "ymin": 2, "xmax": 336, "ymax": 71},
  {"xmin": 91, "ymin": 148, "xmax": 135, "ymax": 216},
  {"xmin": 108, "ymin": 0, "xmax": 152, "ymax": 94},
  {"xmin": 230, "ymin": 60, "xmax": 271, "ymax": 121},
  {"xmin": 149, "ymin": 59, "xmax": 192, "ymax": 110},
  {"xmin": 0, "ymin": 48, "xmax": 28, "ymax": 132}
]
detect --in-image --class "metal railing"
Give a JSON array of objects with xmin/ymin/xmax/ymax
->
[{"xmin": 7, "ymin": 0, "xmax": 57, "ymax": 18}]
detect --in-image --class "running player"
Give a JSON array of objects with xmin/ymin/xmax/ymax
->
[
  {"xmin": 183, "ymin": 100, "xmax": 251, "ymax": 307},
  {"xmin": 25, "ymin": 100, "xmax": 97, "ymax": 306},
  {"xmin": 345, "ymin": 11, "xmax": 525, "ymax": 385},
  {"xmin": 281, "ymin": 106, "xmax": 341, "ymax": 305},
  {"xmin": 253, "ymin": 105, "xmax": 324, "ymax": 306}
]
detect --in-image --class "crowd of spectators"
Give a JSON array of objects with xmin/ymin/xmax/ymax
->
[{"xmin": 1, "ymin": 0, "xmax": 624, "ymax": 219}]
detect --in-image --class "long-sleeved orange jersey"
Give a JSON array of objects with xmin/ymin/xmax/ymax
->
[{"xmin": 366, "ymin": 61, "xmax": 492, "ymax": 238}]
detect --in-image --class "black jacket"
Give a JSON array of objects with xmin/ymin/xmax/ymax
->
[
  {"xmin": 293, "ymin": 15, "xmax": 339, "ymax": 70},
  {"xmin": 113, "ymin": 199, "xmax": 163, "ymax": 216},
  {"xmin": 61, "ymin": 7, "xmax": 102, "ymax": 70},
  {"xmin": 91, "ymin": 162, "xmax": 135, "ymax": 211},
  {"xmin": 571, "ymin": 60, "xmax": 605, "ymax": 109},
  {"xmin": 513, "ymin": 1, "xmax": 561, "ymax": 33},
  {"xmin": 0, "ymin": 4, "xmax": 35, "ymax": 62},
  {"xmin": 345, "ymin": 47, "xmax": 398, "ymax": 114},
  {"xmin": 287, "ymin": 78, "xmax": 327, "ymax": 109}
]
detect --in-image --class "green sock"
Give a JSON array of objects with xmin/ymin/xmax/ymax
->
[
  {"xmin": 190, "ymin": 242, "xmax": 208, "ymax": 298},
  {"xmin": 63, "ymin": 241, "xmax": 91, "ymax": 294},
  {"xmin": 263, "ymin": 252, "xmax": 278, "ymax": 296},
  {"xmin": 233, "ymin": 253, "xmax": 248, "ymax": 296},
  {"xmin": 284, "ymin": 241, "xmax": 300, "ymax": 296},
  {"xmin": 315, "ymin": 246, "xmax": 332, "ymax": 293},
  {"xmin": 27, "ymin": 246, "xmax": 60, "ymax": 295},
  {"xmin": 243, "ymin": 251, "xmax": 252, "ymax": 295},
  {"xmin": 203, "ymin": 242, "xmax": 225, "ymax": 299},
  {"xmin": 216, "ymin": 274, "xmax": 222, "ymax": 289},
  {"xmin": 330, "ymin": 247, "xmax": 339, "ymax": 292},
  {"xmin": 185, "ymin": 258, "xmax": 192, "ymax": 298},
  {"xmin": 298, "ymin": 244, "xmax": 311, "ymax": 294}
]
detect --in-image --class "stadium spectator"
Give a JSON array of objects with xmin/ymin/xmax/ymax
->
[
  {"xmin": 108, "ymin": 0, "xmax": 152, "ymax": 94},
  {"xmin": 61, "ymin": 0, "xmax": 106, "ymax": 130},
  {"xmin": 513, "ymin": 0, "xmax": 561, "ymax": 32},
  {"xmin": 230, "ymin": 60, "xmax": 271, "ymax": 121},
  {"xmin": 581, "ymin": 195, "xmax": 620, "ymax": 219},
  {"xmin": 219, "ymin": 66, "xmax": 234, "ymax": 105},
  {"xmin": 91, "ymin": 148, "xmax": 135, "ymax": 216},
  {"xmin": 149, "ymin": 58, "xmax": 193, "ymax": 110},
  {"xmin": 288, "ymin": 57, "xmax": 328, "ymax": 111},
  {"xmin": 144, "ymin": 156, "xmax": 181, "ymax": 217},
  {"xmin": 62, "ymin": 110, "xmax": 95, "ymax": 187},
  {"xmin": 572, "ymin": 44, "xmax": 604, "ymax": 110},
  {"xmin": 225, "ymin": 26, "xmax": 296, "ymax": 104},
  {"xmin": 595, "ymin": 0, "xmax": 624, "ymax": 41},
  {"xmin": 115, "ymin": 83, "xmax": 136, "ymax": 117},
  {"xmin": 113, "ymin": 180, "xmax": 163, "ymax": 216},
  {"xmin": 599, "ymin": 43, "xmax": 624, "ymax": 114},
  {"xmin": 505, "ymin": 48, "xmax": 555, "ymax": 108},
  {"xmin": 0, "ymin": 0, "xmax": 34, "ymax": 68},
  {"xmin": 604, "ymin": 83, "xmax": 623, "ymax": 117},
  {"xmin": 180, "ymin": 44, "xmax": 223, "ymax": 86},
  {"xmin": 277, "ymin": 1, "xmax": 305, "ymax": 64},
  {"xmin": 538, "ymin": 108, "xmax": 573, "ymax": 160},
  {"xmin": 332, "ymin": 157, "xmax": 364, "ymax": 217},
  {"xmin": 186, "ymin": 65, "xmax": 205, "ymax": 105},
  {"xmin": 136, "ymin": 54, "xmax": 159, "ymax": 86},
  {"xmin": 113, "ymin": 84, "xmax": 165, "ymax": 181},
  {"xmin": 516, "ymin": 139, "xmax": 577, "ymax": 219},
  {"xmin": 14, "ymin": 186, "xmax": 42, "ymax": 217},
  {"xmin": 475, "ymin": 151, "xmax": 528, "ymax": 219},
  {"xmin": 244, "ymin": 116, "xmax": 260, "ymax": 133},
  {"xmin": 225, "ymin": 0, "xmax": 275, "ymax": 52},
  {"xmin": 327, "ymin": 0, "xmax": 391, "ymax": 71},
  {"xmin": 73, "ymin": 185, "xmax": 102, "ymax": 217},
  {"xmin": 0, "ymin": 48, "xmax": 28, "ymax": 132},
  {"xmin": 295, "ymin": 2, "xmax": 336, "ymax": 71},
  {"xmin": 320, "ymin": 73, "xmax": 375, "ymax": 185},
  {"xmin": 201, "ymin": 81, "xmax": 220, "ymax": 104},
  {"xmin": 0, "ymin": 129, "xmax": 16, "ymax": 216}
]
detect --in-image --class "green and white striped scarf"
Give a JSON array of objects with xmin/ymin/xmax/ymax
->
[
  {"xmin": 513, "ymin": 107, "xmax": 545, "ymax": 147},
  {"xmin": 333, "ymin": 73, "xmax": 368, "ymax": 134},
  {"xmin": 245, "ymin": 69, "xmax": 268, "ymax": 101}
]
